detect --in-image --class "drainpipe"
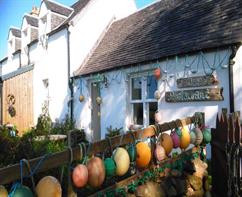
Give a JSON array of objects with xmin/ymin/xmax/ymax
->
[
  {"xmin": 228, "ymin": 45, "xmax": 239, "ymax": 113},
  {"xmin": 0, "ymin": 78, "xmax": 2, "ymax": 124},
  {"xmin": 67, "ymin": 26, "xmax": 73, "ymax": 122}
]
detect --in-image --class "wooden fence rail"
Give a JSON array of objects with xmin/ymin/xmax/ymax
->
[{"xmin": 0, "ymin": 113, "xmax": 202, "ymax": 185}]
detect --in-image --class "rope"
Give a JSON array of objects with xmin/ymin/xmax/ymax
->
[
  {"xmin": 9, "ymin": 155, "xmax": 50, "ymax": 197},
  {"xmin": 68, "ymin": 147, "xmax": 73, "ymax": 163},
  {"xmin": 107, "ymin": 137, "xmax": 113, "ymax": 154},
  {"xmin": 21, "ymin": 159, "xmax": 36, "ymax": 193},
  {"xmin": 29, "ymin": 153, "xmax": 51, "ymax": 177},
  {"xmin": 8, "ymin": 182, "xmax": 21, "ymax": 197}
]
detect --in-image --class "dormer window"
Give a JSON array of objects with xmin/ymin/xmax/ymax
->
[{"xmin": 7, "ymin": 27, "xmax": 21, "ymax": 57}]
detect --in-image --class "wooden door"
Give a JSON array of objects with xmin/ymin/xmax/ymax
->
[{"xmin": 91, "ymin": 83, "xmax": 101, "ymax": 141}]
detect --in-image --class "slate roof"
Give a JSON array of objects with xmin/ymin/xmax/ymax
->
[
  {"xmin": 75, "ymin": 0, "xmax": 242, "ymax": 76},
  {"xmin": 44, "ymin": 0, "xmax": 73, "ymax": 17},
  {"xmin": 25, "ymin": 15, "xmax": 38, "ymax": 27},
  {"xmin": 68, "ymin": 0, "xmax": 91, "ymax": 22},
  {"xmin": 10, "ymin": 28, "xmax": 21, "ymax": 38},
  {"xmin": 47, "ymin": 0, "xmax": 91, "ymax": 35}
]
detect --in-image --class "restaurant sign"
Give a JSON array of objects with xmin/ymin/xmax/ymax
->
[
  {"xmin": 165, "ymin": 88, "xmax": 223, "ymax": 102},
  {"xmin": 177, "ymin": 75, "xmax": 218, "ymax": 88}
]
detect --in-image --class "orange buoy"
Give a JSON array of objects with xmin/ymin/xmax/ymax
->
[
  {"xmin": 136, "ymin": 142, "xmax": 151, "ymax": 168},
  {"xmin": 160, "ymin": 133, "xmax": 173, "ymax": 155},
  {"xmin": 72, "ymin": 164, "xmax": 88, "ymax": 188},
  {"xmin": 180, "ymin": 127, "xmax": 191, "ymax": 149},
  {"xmin": 86, "ymin": 157, "xmax": 105, "ymax": 188},
  {"xmin": 36, "ymin": 176, "xmax": 62, "ymax": 197},
  {"xmin": 142, "ymin": 126, "xmax": 156, "ymax": 138}
]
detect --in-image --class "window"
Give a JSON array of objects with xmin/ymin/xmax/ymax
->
[{"xmin": 130, "ymin": 74, "xmax": 158, "ymax": 127}]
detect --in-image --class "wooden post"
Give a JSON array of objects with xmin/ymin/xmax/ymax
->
[{"xmin": 211, "ymin": 109, "xmax": 241, "ymax": 197}]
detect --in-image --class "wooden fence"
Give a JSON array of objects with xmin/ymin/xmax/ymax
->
[
  {"xmin": 211, "ymin": 109, "xmax": 241, "ymax": 197},
  {"xmin": 0, "ymin": 113, "xmax": 203, "ymax": 195}
]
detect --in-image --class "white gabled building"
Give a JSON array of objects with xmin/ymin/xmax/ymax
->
[
  {"xmin": 72, "ymin": 0, "xmax": 242, "ymax": 141},
  {"xmin": 0, "ymin": 0, "xmax": 137, "ymax": 132}
]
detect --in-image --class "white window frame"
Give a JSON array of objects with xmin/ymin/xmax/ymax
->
[{"xmin": 129, "ymin": 72, "xmax": 157, "ymax": 127}]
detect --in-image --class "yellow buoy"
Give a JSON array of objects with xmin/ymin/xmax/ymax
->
[
  {"xmin": 180, "ymin": 127, "xmax": 191, "ymax": 149},
  {"xmin": 113, "ymin": 147, "xmax": 130, "ymax": 176},
  {"xmin": 36, "ymin": 176, "xmax": 62, "ymax": 197}
]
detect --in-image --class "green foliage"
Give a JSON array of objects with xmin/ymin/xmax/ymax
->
[
  {"xmin": 36, "ymin": 101, "xmax": 52, "ymax": 135},
  {"xmin": 51, "ymin": 115, "xmax": 75, "ymax": 135},
  {"xmin": 105, "ymin": 126, "xmax": 123, "ymax": 138},
  {"xmin": 0, "ymin": 114, "xmax": 86, "ymax": 168}
]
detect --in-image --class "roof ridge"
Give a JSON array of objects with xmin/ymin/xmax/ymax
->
[
  {"xmin": 23, "ymin": 13, "xmax": 39, "ymax": 19},
  {"xmin": 114, "ymin": 0, "xmax": 178, "ymax": 24},
  {"xmin": 9, "ymin": 26, "xmax": 21, "ymax": 30},
  {"xmin": 44, "ymin": 0, "xmax": 74, "ymax": 11}
]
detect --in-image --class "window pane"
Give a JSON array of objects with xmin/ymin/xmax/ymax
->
[
  {"xmin": 133, "ymin": 103, "xmax": 143, "ymax": 125},
  {"xmin": 132, "ymin": 77, "xmax": 142, "ymax": 100},
  {"xmin": 149, "ymin": 102, "xmax": 157, "ymax": 125},
  {"xmin": 146, "ymin": 75, "xmax": 157, "ymax": 99}
]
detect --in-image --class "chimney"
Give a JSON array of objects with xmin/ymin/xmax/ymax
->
[{"xmin": 30, "ymin": 6, "xmax": 39, "ymax": 16}]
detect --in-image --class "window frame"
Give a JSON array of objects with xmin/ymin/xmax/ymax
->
[{"xmin": 129, "ymin": 72, "xmax": 157, "ymax": 127}]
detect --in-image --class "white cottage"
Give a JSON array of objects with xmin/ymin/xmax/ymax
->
[
  {"xmin": 73, "ymin": 0, "xmax": 242, "ymax": 141},
  {"xmin": 0, "ymin": 0, "xmax": 136, "ymax": 132}
]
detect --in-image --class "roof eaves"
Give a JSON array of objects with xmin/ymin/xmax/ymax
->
[
  {"xmin": 27, "ymin": 38, "xmax": 39, "ymax": 47},
  {"xmin": 12, "ymin": 49, "xmax": 21, "ymax": 56},
  {"xmin": 77, "ymin": 42, "xmax": 240, "ymax": 76},
  {"xmin": 0, "ymin": 56, "xmax": 8, "ymax": 64},
  {"xmin": 1, "ymin": 64, "xmax": 34, "ymax": 81}
]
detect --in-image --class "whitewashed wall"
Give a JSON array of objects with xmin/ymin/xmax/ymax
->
[
  {"xmin": 32, "ymin": 42, "xmax": 49, "ymax": 123},
  {"xmin": 32, "ymin": 29, "xmax": 69, "ymax": 123},
  {"xmin": 69, "ymin": 0, "xmax": 136, "ymax": 76},
  {"xmin": 233, "ymin": 45, "xmax": 242, "ymax": 116},
  {"xmin": 73, "ymin": 48, "xmax": 232, "ymax": 140},
  {"xmin": 2, "ymin": 53, "xmax": 20, "ymax": 75},
  {"xmin": 47, "ymin": 29, "xmax": 69, "ymax": 121},
  {"xmin": 0, "ymin": 59, "xmax": 7, "ymax": 75}
]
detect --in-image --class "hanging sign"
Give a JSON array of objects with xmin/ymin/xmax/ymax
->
[
  {"xmin": 165, "ymin": 88, "xmax": 223, "ymax": 102},
  {"xmin": 177, "ymin": 74, "xmax": 218, "ymax": 88}
]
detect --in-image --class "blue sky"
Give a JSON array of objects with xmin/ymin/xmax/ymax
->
[{"xmin": 0, "ymin": 0, "xmax": 155, "ymax": 60}]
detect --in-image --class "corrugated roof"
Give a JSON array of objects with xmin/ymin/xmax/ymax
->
[
  {"xmin": 44, "ymin": 0, "xmax": 73, "ymax": 17},
  {"xmin": 75, "ymin": 0, "xmax": 242, "ymax": 76},
  {"xmin": 25, "ymin": 15, "xmax": 38, "ymax": 27}
]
